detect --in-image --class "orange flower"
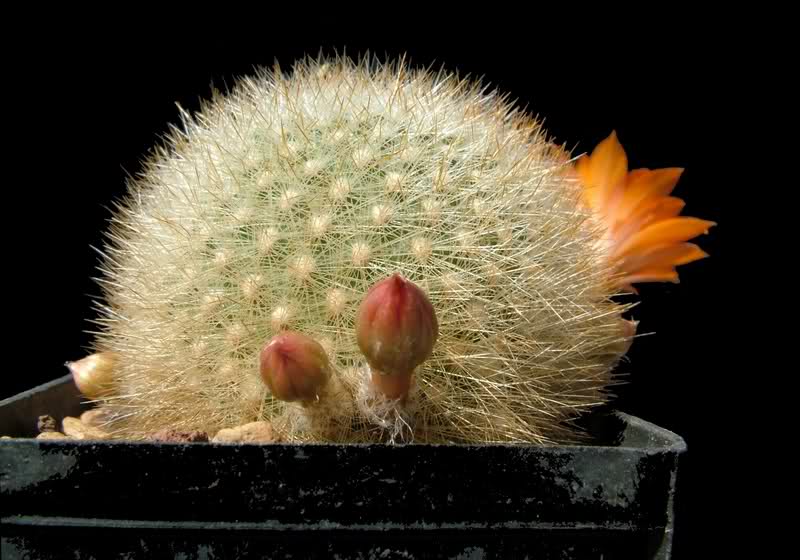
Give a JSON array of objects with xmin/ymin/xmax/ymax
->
[{"xmin": 575, "ymin": 132, "xmax": 715, "ymax": 290}]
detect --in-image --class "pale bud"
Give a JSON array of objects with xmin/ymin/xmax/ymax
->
[{"xmin": 67, "ymin": 352, "xmax": 117, "ymax": 398}]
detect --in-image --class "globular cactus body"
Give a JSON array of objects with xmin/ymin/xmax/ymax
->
[{"xmin": 92, "ymin": 57, "xmax": 640, "ymax": 444}]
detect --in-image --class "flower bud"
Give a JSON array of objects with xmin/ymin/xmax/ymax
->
[
  {"xmin": 67, "ymin": 352, "xmax": 117, "ymax": 398},
  {"xmin": 259, "ymin": 331, "xmax": 332, "ymax": 403},
  {"xmin": 620, "ymin": 319, "xmax": 638, "ymax": 355},
  {"xmin": 355, "ymin": 274, "xmax": 438, "ymax": 398}
]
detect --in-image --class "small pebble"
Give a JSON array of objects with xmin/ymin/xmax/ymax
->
[
  {"xmin": 37, "ymin": 415, "xmax": 58, "ymax": 433},
  {"xmin": 151, "ymin": 429, "xmax": 209, "ymax": 443},
  {"xmin": 213, "ymin": 421, "xmax": 276, "ymax": 443},
  {"xmin": 36, "ymin": 431, "xmax": 69, "ymax": 440},
  {"xmin": 62, "ymin": 416, "xmax": 110, "ymax": 440}
]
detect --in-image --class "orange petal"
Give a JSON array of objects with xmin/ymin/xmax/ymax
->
[
  {"xmin": 672, "ymin": 243, "xmax": 710, "ymax": 266},
  {"xmin": 619, "ymin": 242, "xmax": 709, "ymax": 274},
  {"xmin": 618, "ymin": 267, "xmax": 680, "ymax": 285},
  {"xmin": 575, "ymin": 154, "xmax": 592, "ymax": 181},
  {"xmin": 615, "ymin": 168, "xmax": 684, "ymax": 220},
  {"xmin": 628, "ymin": 192, "xmax": 686, "ymax": 226},
  {"xmin": 614, "ymin": 217, "xmax": 716, "ymax": 259},
  {"xmin": 648, "ymin": 197, "xmax": 686, "ymax": 221},
  {"xmin": 612, "ymin": 196, "xmax": 686, "ymax": 240},
  {"xmin": 589, "ymin": 132, "xmax": 628, "ymax": 183},
  {"xmin": 635, "ymin": 167, "xmax": 683, "ymax": 197},
  {"xmin": 581, "ymin": 132, "xmax": 628, "ymax": 213}
]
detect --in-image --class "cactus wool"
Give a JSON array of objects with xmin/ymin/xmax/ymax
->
[{"xmin": 84, "ymin": 56, "xmax": 714, "ymax": 444}]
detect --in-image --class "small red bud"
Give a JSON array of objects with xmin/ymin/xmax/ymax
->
[
  {"xmin": 355, "ymin": 273, "xmax": 438, "ymax": 398},
  {"xmin": 259, "ymin": 331, "xmax": 331, "ymax": 403}
]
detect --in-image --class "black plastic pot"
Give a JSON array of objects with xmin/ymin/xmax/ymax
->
[{"xmin": 1, "ymin": 375, "xmax": 685, "ymax": 559}]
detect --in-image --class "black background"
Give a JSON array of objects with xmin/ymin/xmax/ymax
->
[{"xmin": 7, "ymin": 28, "xmax": 735, "ymax": 557}]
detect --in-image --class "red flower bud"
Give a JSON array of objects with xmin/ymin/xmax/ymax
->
[
  {"xmin": 259, "ymin": 331, "xmax": 331, "ymax": 403},
  {"xmin": 355, "ymin": 274, "xmax": 438, "ymax": 398}
]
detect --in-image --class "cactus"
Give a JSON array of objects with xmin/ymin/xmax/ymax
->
[{"xmin": 86, "ymin": 56, "xmax": 713, "ymax": 444}]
